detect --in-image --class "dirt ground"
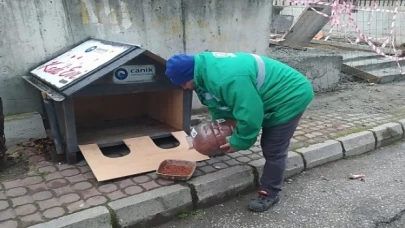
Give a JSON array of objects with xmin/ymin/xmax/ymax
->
[
  {"xmin": 0, "ymin": 146, "xmax": 30, "ymax": 182},
  {"xmin": 308, "ymin": 80, "xmax": 405, "ymax": 115},
  {"xmin": 0, "ymin": 139, "xmax": 53, "ymax": 182}
]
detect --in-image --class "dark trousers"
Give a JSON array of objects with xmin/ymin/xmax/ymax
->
[{"xmin": 259, "ymin": 112, "xmax": 303, "ymax": 196}]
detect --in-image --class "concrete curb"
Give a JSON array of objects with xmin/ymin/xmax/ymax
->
[
  {"xmin": 369, "ymin": 122, "xmax": 403, "ymax": 148},
  {"xmin": 399, "ymin": 119, "xmax": 405, "ymax": 139},
  {"xmin": 248, "ymin": 151, "xmax": 305, "ymax": 180},
  {"xmin": 28, "ymin": 206, "xmax": 111, "ymax": 228},
  {"xmin": 296, "ymin": 140, "xmax": 343, "ymax": 169},
  {"xmin": 335, "ymin": 131, "xmax": 375, "ymax": 157},
  {"xmin": 188, "ymin": 165, "xmax": 255, "ymax": 208},
  {"xmin": 108, "ymin": 185, "xmax": 193, "ymax": 228},
  {"xmin": 28, "ymin": 121, "xmax": 405, "ymax": 228}
]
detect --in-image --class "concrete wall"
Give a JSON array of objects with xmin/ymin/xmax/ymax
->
[
  {"xmin": 277, "ymin": 5, "xmax": 405, "ymax": 46},
  {"xmin": 0, "ymin": 0, "xmax": 273, "ymax": 115},
  {"xmin": 4, "ymin": 112, "xmax": 47, "ymax": 147}
]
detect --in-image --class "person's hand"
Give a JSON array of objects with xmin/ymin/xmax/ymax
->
[{"xmin": 219, "ymin": 143, "xmax": 238, "ymax": 153}]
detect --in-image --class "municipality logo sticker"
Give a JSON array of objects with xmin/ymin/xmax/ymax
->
[{"xmin": 114, "ymin": 68, "xmax": 129, "ymax": 80}]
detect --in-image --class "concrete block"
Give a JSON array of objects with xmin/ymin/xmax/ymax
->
[
  {"xmin": 336, "ymin": 131, "xmax": 376, "ymax": 157},
  {"xmin": 189, "ymin": 166, "xmax": 255, "ymax": 208},
  {"xmin": 285, "ymin": 152, "xmax": 305, "ymax": 178},
  {"xmin": 296, "ymin": 140, "xmax": 343, "ymax": 169},
  {"xmin": 268, "ymin": 47, "xmax": 342, "ymax": 92},
  {"xmin": 370, "ymin": 123, "xmax": 403, "ymax": 148},
  {"xmin": 4, "ymin": 112, "xmax": 46, "ymax": 147},
  {"xmin": 28, "ymin": 206, "xmax": 111, "ymax": 228},
  {"xmin": 108, "ymin": 185, "xmax": 192, "ymax": 228},
  {"xmin": 399, "ymin": 119, "xmax": 405, "ymax": 139},
  {"xmin": 248, "ymin": 152, "xmax": 304, "ymax": 180}
]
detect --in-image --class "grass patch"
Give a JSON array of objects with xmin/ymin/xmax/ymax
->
[
  {"xmin": 290, "ymin": 140, "xmax": 313, "ymax": 151},
  {"xmin": 106, "ymin": 205, "xmax": 121, "ymax": 228},
  {"xmin": 290, "ymin": 143, "xmax": 311, "ymax": 151},
  {"xmin": 176, "ymin": 210, "xmax": 203, "ymax": 220},
  {"xmin": 330, "ymin": 127, "xmax": 369, "ymax": 140},
  {"xmin": 388, "ymin": 108, "xmax": 405, "ymax": 116}
]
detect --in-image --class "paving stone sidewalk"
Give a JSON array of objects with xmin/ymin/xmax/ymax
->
[{"xmin": 1, "ymin": 108, "xmax": 405, "ymax": 228}]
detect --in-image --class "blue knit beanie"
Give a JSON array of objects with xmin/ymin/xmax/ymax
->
[{"xmin": 165, "ymin": 54, "xmax": 195, "ymax": 86}]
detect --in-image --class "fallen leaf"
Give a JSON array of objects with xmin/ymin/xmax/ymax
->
[
  {"xmin": 349, "ymin": 174, "xmax": 365, "ymax": 180},
  {"xmin": 321, "ymin": 176, "xmax": 330, "ymax": 181}
]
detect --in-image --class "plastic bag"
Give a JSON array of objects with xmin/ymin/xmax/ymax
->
[{"xmin": 187, "ymin": 119, "xmax": 236, "ymax": 156}]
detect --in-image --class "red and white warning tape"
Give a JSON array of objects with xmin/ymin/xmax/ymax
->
[
  {"xmin": 292, "ymin": 0, "xmax": 405, "ymax": 14},
  {"xmin": 290, "ymin": 0, "xmax": 405, "ymax": 74}
]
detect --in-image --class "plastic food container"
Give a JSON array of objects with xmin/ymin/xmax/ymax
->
[{"xmin": 156, "ymin": 159, "xmax": 196, "ymax": 181}]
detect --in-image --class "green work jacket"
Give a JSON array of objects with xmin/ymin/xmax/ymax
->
[{"xmin": 193, "ymin": 52, "xmax": 314, "ymax": 150}]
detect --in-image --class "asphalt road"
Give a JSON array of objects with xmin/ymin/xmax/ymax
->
[{"xmin": 156, "ymin": 141, "xmax": 405, "ymax": 228}]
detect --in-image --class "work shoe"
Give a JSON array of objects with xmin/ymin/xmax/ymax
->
[{"xmin": 248, "ymin": 190, "xmax": 280, "ymax": 212}]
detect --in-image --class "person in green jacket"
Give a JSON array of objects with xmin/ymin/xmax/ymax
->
[{"xmin": 165, "ymin": 51, "xmax": 314, "ymax": 212}]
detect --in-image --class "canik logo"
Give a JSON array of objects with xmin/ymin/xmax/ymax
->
[
  {"xmin": 114, "ymin": 68, "xmax": 128, "ymax": 80},
  {"xmin": 85, "ymin": 46, "xmax": 97, "ymax": 53},
  {"xmin": 130, "ymin": 67, "xmax": 154, "ymax": 73}
]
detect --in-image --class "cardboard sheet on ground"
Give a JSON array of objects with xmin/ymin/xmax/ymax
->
[{"xmin": 79, "ymin": 131, "xmax": 209, "ymax": 182}]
